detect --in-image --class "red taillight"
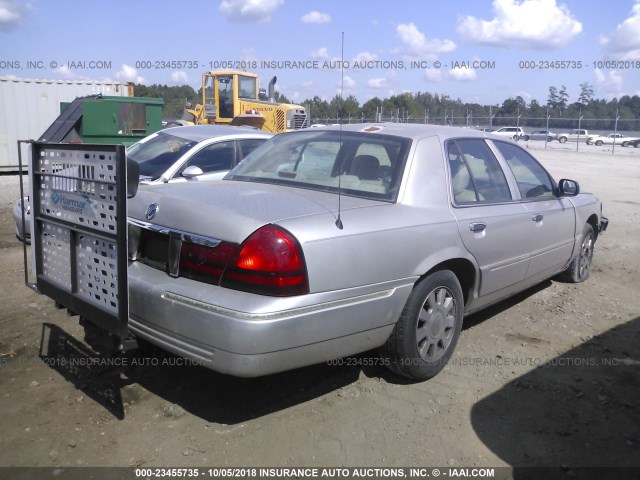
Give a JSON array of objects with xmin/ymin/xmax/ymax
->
[
  {"xmin": 179, "ymin": 241, "xmax": 237, "ymax": 285},
  {"xmin": 221, "ymin": 225, "xmax": 309, "ymax": 296}
]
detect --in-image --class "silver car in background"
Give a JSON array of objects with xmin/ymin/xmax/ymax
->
[
  {"xmin": 13, "ymin": 125, "xmax": 272, "ymax": 243},
  {"xmin": 13, "ymin": 196, "xmax": 30, "ymax": 243},
  {"xmin": 128, "ymin": 125, "xmax": 272, "ymax": 183},
  {"xmin": 126, "ymin": 124, "xmax": 608, "ymax": 380},
  {"xmin": 521, "ymin": 130, "xmax": 555, "ymax": 142}
]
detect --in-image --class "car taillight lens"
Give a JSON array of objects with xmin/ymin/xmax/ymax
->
[
  {"xmin": 221, "ymin": 225, "xmax": 309, "ymax": 296},
  {"xmin": 179, "ymin": 241, "xmax": 238, "ymax": 285}
]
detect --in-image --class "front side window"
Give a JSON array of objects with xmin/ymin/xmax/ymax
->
[
  {"xmin": 177, "ymin": 141, "xmax": 236, "ymax": 176},
  {"xmin": 447, "ymin": 139, "xmax": 512, "ymax": 204},
  {"xmin": 494, "ymin": 141, "xmax": 555, "ymax": 199},
  {"xmin": 227, "ymin": 131, "xmax": 411, "ymax": 201}
]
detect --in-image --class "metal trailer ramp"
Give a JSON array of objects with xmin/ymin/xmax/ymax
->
[{"xmin": 30, "ymin": 143, "xmax": 130, "ymax": 343}]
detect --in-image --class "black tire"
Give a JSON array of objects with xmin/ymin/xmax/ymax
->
[
  {"xmin": 523, "ymin": 135, "xmax": 530, "ymax": 141},
  {"xmin": 560, "ymin": 224, "xmax": 595, "ymax": 283},
  {"xmin": 595, "ymin": 140, "xmax": 603, "ymax": 146},
  {"xmin": 621, "ymin": 141, "xmax": 629, "ymax": 147},
  {"xmin": 586, "ymin": 139, "xmax": 593, "ymax": 145},
  {"xmin": 383, "ymin": 270, "xmax": 464, "ymax": 380},
  {"xmin": 547, "ymin": 136, "xmax": 553, "ymax": 142},
  {"xmin": 559, "ymin": 136, "xmax": 567, "ymax": 143}
]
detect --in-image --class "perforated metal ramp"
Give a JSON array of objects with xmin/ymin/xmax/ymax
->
[{"xmin": 31, "ymin": 143, "xmax": 129, "ymax": 340}]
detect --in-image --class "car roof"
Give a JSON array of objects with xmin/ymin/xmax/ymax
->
[
  {"xmin": 158, "ymin": 125, "xmax": 273, "ymax": 141},
  {"xmin": 301, "ymin": 122, "xmax": 500, "ymax": 141}
]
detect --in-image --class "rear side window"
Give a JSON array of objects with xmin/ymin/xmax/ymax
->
[
  {"xmin": 448, "ymin": 139, "xmax": 512, "ymax": 204},
  {"xmin": 238, "ymin": 138, "xmax": 267, "ymax": 160},
  {"xmin": 494, "ymin": 141, "xmax": 555, "ymax": 199}
]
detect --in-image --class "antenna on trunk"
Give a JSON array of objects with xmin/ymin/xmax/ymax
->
[{"xmin": 335, "ymin": 32, "xmax": 345, "ymax": 230}]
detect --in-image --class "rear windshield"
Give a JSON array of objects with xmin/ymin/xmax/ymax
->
[{"xmin": 226, "ymin": 130, "xmax": 411, "ymax": 201}]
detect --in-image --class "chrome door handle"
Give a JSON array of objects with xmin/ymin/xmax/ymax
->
[
  {"xmin": 469, "ymin": 222, "xmax": 486, "ymax": 232},
  {"xmin": 532, "ymin": 214, "xmax": 543, "ymax": 222}
]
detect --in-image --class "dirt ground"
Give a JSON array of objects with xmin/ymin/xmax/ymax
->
[{"xmin": 0, "ymin": 142, "xmax": 638, "ymax": 476}]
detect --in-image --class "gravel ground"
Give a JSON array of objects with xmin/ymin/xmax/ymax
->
[{"xmin": 0, "ymin": 142, "xmax": 638, "ymax": 476}]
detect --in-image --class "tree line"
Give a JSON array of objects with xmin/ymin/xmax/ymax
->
[
  {"xmin": 135, "ymin": 82, "xmax": 640, "ymax": 130},
  {"xmin": 134, "ymin": 84, "xmax": 199, "ymax": 120}
]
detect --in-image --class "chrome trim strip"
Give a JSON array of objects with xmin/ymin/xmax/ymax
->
[
  {"xmin": 485, "ymin": 253, "xmax": 529, "ymax": 270},
  {"xmin": 128, "ymin": 217, "xmax": 222, "ymax": 247},
  {"xmin": 162, "ymin": 289, "xmax": 396, "ymax": 322}
]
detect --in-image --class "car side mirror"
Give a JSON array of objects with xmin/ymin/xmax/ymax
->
[
  {"xmin": 558, "ymin": 178, "xmax": 580, "ymax": 197},
  {"xmin": 127, "ymin": 157, "xmax": 140, "ymax": 198},
  {"xmin": 182, "ymin": 165, "xmax": 204, "ymax": 179}
]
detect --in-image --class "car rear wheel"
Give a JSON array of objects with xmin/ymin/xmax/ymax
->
[
  {"xmin": 523, "ymin": 135, "xmax": 530, "ymax": 141},
  {"xmin": 595, "ymin": 140, "xmax": 603, "ymax": 146},
  {"xmin": 559, "ymin": 136, "xmax": 567, "ymax": 143},
  {"xmin": 382, "ymin": 270, "xmax": 464, "ymax": 380},
  {"xmin": 622, "ymin": 141, "xmax": 629, "ymax": 147},
  {"xmin": 559, "ymin": 224, "xmax": 595, "ymax": 283}
]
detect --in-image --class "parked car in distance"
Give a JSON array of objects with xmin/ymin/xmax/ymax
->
[
  {"xmin": 124, "ymin": 123, "xmax": 608, "ymax": 381},
  {"xmin": 128, "ymin": 125, "xmax": 272, "ymax": 184},
  {"xmin": 491, "ymin": 126, "xmax": 525, "ymax": 140},
  {"xmin": 13, "ymin": 196, "xmax": 30, "ymax": 243},
  {"xmin": 521, "ymin": 130, "xmax": 555, "ymax": 142},
  {"xmin": 13, "ymin": 125, "xmax": 272, "ymax": 243},
  {"xmin": 587, "ymin": 133, "xmax": 639, "ymax": 147},
  {"xmin": 556, "ymin": 129, "xmax": 589, "ymax": 143}
]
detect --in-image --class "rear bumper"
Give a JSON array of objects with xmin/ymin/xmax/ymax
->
[
  {"xmin": 127, "ymin": 262, "xmax": 412, "ymax": 377},
  {"xmin": 129, "ymin": 316, "xmax": 396, "ymax": 378}
]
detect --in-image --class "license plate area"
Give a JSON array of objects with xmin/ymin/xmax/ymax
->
[{"xmin": 138, "ymin": 229, "xmax": 169, "ymax": 271}]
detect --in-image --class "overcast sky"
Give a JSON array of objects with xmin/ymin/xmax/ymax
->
[{"xmin": 1, "ymin": 0, "xmax": 639, "ymax": 105}]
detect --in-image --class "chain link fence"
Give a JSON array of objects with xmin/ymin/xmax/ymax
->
[{"xmin": 309, "ymin": 114, "xmax": 639, "ymax": 134}]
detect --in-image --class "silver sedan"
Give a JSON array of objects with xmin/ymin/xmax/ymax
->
[{"xmin": 126, "ymin": 123, "xmax": 608, "ymax": 380}]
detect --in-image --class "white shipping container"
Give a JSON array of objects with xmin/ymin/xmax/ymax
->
[{"xmin": 0, "ymin": 77, "xmax": 132, "ymax": 171}]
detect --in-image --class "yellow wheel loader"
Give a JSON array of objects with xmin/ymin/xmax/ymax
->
[{"xmin": 174, "ymin": 71, "xmax": 308, "ymax": 133}]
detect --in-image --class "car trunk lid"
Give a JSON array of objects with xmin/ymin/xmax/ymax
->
[{"xmin": 128, "ymin": 180, "xmax": 385, "ymax": 242}]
